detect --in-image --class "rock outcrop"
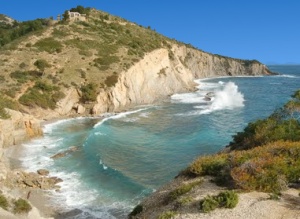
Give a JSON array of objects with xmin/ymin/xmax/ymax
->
[
  {"xmin": 0, "ymin": 109, "xmax": 42, "ymax": 149},
  {"xmin": 5, "ymin": 170, "xmax": 62, "ymax": 190},
  {"xmin": 0, "ymin": 109, "xmax": 43, "ymax": 184}
]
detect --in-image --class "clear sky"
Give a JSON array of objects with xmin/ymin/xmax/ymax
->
[{"xmin": 1, "ymin": 0, "xmax": 299, "ymax": 64}]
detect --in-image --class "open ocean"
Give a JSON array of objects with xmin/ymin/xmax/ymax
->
[{"xmin": 16, "ymin": 65, "xmax": 300, "ymax": 218}]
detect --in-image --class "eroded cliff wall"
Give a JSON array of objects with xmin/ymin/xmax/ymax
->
[
  {"xmin": 92, "ymin": 45, "xmax": 271, "ymax": 114},
  {"xmin": 0, "ymin": 109, "xmax": 42, "ymax": 182}
]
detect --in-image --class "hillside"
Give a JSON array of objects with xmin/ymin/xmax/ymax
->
[{"xmin": 0, "ymin": 7, "xmax": 272, "ymax": 121}]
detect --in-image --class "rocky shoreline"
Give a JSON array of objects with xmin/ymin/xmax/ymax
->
[{"xmin": 0, "ymin": 111, "xmax": 88, "ymax": 219}]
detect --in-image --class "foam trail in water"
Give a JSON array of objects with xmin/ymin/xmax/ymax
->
[
  {"xmin": 196, "ymin": 82, "xmax": 244, "ymax": 114},
  {"xmin": 275, "ymin": 74, "xmax": 298, "ymax": 78},
  {"xmin": 93, "ymin": 108, "xmax": 148, "ymax": 128}
]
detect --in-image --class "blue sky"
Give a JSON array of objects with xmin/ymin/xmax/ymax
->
[{"xmin": 1, "ymin": 0, "xmax": 299, "ymax": 64}]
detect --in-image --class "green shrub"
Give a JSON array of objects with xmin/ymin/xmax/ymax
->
[
  {"xmin": 10, "ymin": 70, "xmax": 29, "ymax": 83},
  {"xmin": 34, "ymin": 37, "xmax": 63, "ymax": 53},
  {"xmin": 176, "ymin": 196, "xmax": 193, "ymax": 207},
  {"xmin": 229, "ymin": 90, "xmax": 300, "ymax": 151},
  {"xmin": 13, "ymin": 198, "xmax": 32, "ymax": 214},
  {"xmin": 19, "ymin": 81, "xmax": 64, "ymax": 109},
  {"xmin": 215, "ymin": 191, "xmax": 238, "ymax": 208},
  {"xmin": 199, "ymin": 196, "xmax": 219, "ymax": 213},
  {"xmin": 158, "ymin": 211, "xmax": 177, "ymax": 219},
  {"xmin": 0, "ymin": 194, "xmax": 9, "ymax": 210},
  {"xmin": 0, "ymin": 94, "xmax": 19, "ymax": 119},
  {"xmin": 104, "ymin": 74, "xmax": 118, "ymax": 87},
  {"xmin": 200, "ymin": 191, "xmax": 238, "ymax": 213},
  {"xmin": 128, "ymin": 204, "xmax": 143, "ymax": 218},
  {"xmin": 10, "ymin": 70, "xmax": 43, "ymax": 83},
  {"xmin": 188, "ymin": 154, "xmax": 227, "ymax": 176},
  {"xmin": 167, "ymin": 180, "xmax": 202, "ymax": 202},
  {"xmin": 19, "ymin": 62, "xmax": 27, "ymax": 69},
  {"xmin": 94, "ymin": 56, "xmax": 120, "ymax": 70},
  {"xmin": 80, "ymin": 83, "xmax": 98, "ymax": 103},
  {"xmin": 34, "ymin": 59, "xmax": 51, "ymax": 71}
]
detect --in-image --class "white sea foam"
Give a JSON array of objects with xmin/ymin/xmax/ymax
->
[
  {"xmin": 275, "ymin": 74, "xmax": 298, "ymax": 78},
  {"xmin": 196, "ymin": 82, "xmax": 244, "ymax": 114},
  {"xmin": 175, "ymin": 81, "xmax": 244, "ymax": 116},
  {"xmin": 99, "ymin": 159, "xmax": 108, "ymax": 170},
  {"xmin": 19, "ymin": 136, "xmax": 62, "ymax": 171},
  {"xmin": 43, "ymin": 116, "xmax": 92, "ymax": 134},
  {"xmin": 93, "ymin": 108, "xmax": 148, "ymax": 128},
  {"xmin": 50, "ymin": 171, "xmax": 98, "ymax": 207}
]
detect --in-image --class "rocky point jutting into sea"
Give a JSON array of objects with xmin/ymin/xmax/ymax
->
[{"xmin": 0, "ymin": 6, "xmax": 290, "ymax": 219}]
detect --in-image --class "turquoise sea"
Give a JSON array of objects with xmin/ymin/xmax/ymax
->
[{"xmin": 18, "ymin": 65, "xmax": 300, "ymax": 218}]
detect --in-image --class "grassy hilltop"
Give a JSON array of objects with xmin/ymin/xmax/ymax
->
[{"xmin": 0, "ymin": 6, "xmax": 173, "ymax": 116}]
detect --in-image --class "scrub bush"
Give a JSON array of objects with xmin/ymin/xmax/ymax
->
[{"xmin": 13, "ymin": 198, "xmax": 32, "ymax": 214}]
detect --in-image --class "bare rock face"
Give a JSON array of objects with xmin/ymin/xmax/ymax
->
[
  {"xmin": 56, "ymin": 88, "xmax": 80, "ymax": 115},
  {"xmin": 92, "ymin": 46, "xmax": 271, "ymax": 114},
  {"xmin": 73, "ymin": 103, "xmax": 86, "ymax": 114},
  {"xmin": 0, "ymin": 109, "xmax": 43, "ymax": 148}
]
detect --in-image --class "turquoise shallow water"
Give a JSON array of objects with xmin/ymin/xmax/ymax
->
[{"xmin": 19, "ymin": 65, "xmax": 300, "ymax": 218}]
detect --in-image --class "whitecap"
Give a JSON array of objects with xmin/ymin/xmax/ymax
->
[{"xmin": 93, "ymin": 108, "xmax": 148, "ymax": 128}]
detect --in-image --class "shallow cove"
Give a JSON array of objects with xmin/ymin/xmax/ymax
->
[{"xmin": 13, "ymin": 65, "xmax": 300, "ymax": 218}]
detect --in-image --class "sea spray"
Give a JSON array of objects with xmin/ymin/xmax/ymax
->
[
  {"xmin": 210, "ymin": 82, "xmax": 244, "ymax": 110},
  {"xmin": 195, "ymin": 82, "xmax": 244, "ymax": 114}
]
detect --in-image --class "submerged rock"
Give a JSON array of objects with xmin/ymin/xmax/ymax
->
[
  {"xmin": 204, "ymin": 92, "xmax": 215, "ymax": 101},
  {"xmin": 50, "ymin": 146, "xmax": 80, "ymax": 159}
]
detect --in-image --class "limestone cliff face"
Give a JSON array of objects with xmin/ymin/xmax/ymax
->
[
  {"xmin": 0, "ymin": 109, "xmax": 42, "ymax": 181},
  {"xmin": 92, "ymin": 45, "xmax": 271, "ymax": 114},
  {"xmin": 0, "ymin": 109, "xmax": 42, "ymax": 150}
]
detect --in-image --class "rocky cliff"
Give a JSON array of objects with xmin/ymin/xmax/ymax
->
[
  {"xmin": 92, "ymin": 45, "xmax": 271, "ymax": 114},
  {"xmin": 0, "ymin": 109, "xmax": 42, "ymax": 179}
]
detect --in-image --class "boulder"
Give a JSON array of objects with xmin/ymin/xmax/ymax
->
[
  {"xmin": 37, "ymin": 169, "xmax": 49, "ymax": 176},
  {"xmin": 77, "ymin": 104, "xmax": 86, "ymax": 114}
]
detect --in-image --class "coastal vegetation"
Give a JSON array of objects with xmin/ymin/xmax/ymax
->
[
  {"xmin": 0, "ymin": 16, "xmax": 49, "ymax": 47},
  {"xmin": 184, "ymin": 90, "xmax": 300, "ymax": 194},
  {"xmin": 0, "ymin": 194, "xmax": 9, "ymax": 210},
  {"xmin": 166, "ymin": 180, "xmax": 202, "ymax": 203},
  {"xmin": 200, "ymin": 191, "xmax": 238, "ymax": 213},
  {"xmin": 0, "ymin": 94, "xmax": 19, "ymax": 119},
  {"xmin": 13, "ymin": 198, "xmax": 32, "ymax": 214},
  {"xmin": 19, "ymin": 81, "xmax": 65, "ymax": 109},
  {"xmin": 0, "ymin": 194, "xmax": 31, "ymax": 215},
  {"xmin": 158, "ymin": 211, "xmax": 177, "ymax": 219}
]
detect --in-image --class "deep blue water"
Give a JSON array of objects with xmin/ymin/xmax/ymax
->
[{"xmin": 19, "ymin": 65, "xmax": 300, "ymax": 218}]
